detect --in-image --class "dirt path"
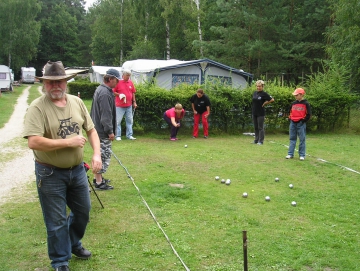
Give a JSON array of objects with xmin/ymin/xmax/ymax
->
[{"xmin": 0, "ymin": 86, "xmax": 42, "ymax": 205}]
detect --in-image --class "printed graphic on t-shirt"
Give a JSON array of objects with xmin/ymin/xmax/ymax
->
[
  {"xmin": 292, "ymin": 105, "xmax": 306, "ymax": 111},
  {"xmin": 57, "ymin": 117, "xmax": 80, "ymax": 139}
]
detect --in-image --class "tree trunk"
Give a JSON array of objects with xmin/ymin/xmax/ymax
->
[
  {"xmin": 166, "ymin": 20, "xmax": 170, "ymax": 60},
  {"xmin": 193, "ymin": 0, "xmax": 203, "ymax": 57}
]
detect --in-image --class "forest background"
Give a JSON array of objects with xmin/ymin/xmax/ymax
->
[{"xmin": 0, "ymin": 0, "xmax": 360, "ymax": 92}]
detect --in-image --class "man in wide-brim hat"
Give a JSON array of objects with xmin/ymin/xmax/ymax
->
[
  {"xmin": 36, "ymin": 61, "xmax": 76, "ymax": 100},
  {"xmin": 23, "ymin": 61, "xmax": 102, "ymax": 271}
]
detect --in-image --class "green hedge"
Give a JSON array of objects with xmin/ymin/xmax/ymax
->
[
  {"xmin": 68, "ymin": 82, "xmax": 100, "ymax": 99},
  {"xmin": 68, "ymin": 81, "xmax": 359, "ymax": 133}
]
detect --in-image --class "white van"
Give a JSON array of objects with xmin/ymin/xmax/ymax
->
[
  {"xmin": 0, "ymin": 65, "xmax": 13, "ymax": 92},
  {"xmin": 21, "ymin": 67, "xmax": 36, "ymax": 84}
]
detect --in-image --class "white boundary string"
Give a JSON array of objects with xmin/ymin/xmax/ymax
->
[
  {"xmin": 269, "ymin": 141, "xmax": 360, "ymax": 175},
  {"xmin": 111, "ymin": 150, "xmax": 191, "ymax": 271}
]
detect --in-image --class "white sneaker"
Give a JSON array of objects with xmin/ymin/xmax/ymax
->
[
  {"xmin": 285, "ymin": 155, "xmax": 293, "ymax": 159},
  {"xmin": 128, "ymin": 136, "xmax": 136, "ymax": 140},
  {"xmin": 115, "ymin": 137, "xmax": 121, "ymax": 141},
  {"xmin": 300, "ymin": 156, "xmax": 305, "ymax": 161}
]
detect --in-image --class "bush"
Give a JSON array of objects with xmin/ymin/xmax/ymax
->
[
  {"xmin": 306, "ymin": 63, "xmax": 358, "ymax": 132},
  {"xmin": 68, "ymin": 82, "xmax": 100, "ymax": 99},
  {"xmin": 73, "ymin": 77, "xmax": 360, "ymax": 134}
]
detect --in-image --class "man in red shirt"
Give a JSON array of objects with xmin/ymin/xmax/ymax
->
[{"xmin": 113, "ymin": 69, "xmax": 137, "ymax": 140}]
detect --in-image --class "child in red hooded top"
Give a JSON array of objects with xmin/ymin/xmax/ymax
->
[{"xmin": 286, "ymin": 88, "xmax": 311, "ymax": 161}]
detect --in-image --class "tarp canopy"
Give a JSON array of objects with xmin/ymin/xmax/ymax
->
[
  {"xmin": 122, "ymin": 58, "xmax": 253, "ymax": 90},
  {"xmin": 89, "ymin": 66, "xmax": 122, "ymax": 83},
  {"xmin": 65, "ymin": 68, "xmax": 88, "ymax": 75},
  {"xmin": 122, "ymin": 59, "xmax": 194, "ymax": 73}
]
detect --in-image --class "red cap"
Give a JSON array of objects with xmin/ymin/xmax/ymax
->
[{"xmin": 292, "ymin": 88, "xmax": 305, "ymax": 95}]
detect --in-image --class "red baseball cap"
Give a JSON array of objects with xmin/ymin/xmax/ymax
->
[{"xmin": 292, "ymin": 88, "xmax": 305, "ymax": 95}]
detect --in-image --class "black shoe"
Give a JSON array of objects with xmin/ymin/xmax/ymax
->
[
  {"xmin": 55, "ymin": 265, "xmax": 70, "ymax": 271},
  {"xmin": 95, "ymin": 180, "xmax": 114, "ymax": 190},
  {"xmin": 251, "ymin": 141, "xmax": 258, "ymax": 144},
  {"xmin": 93, "ymin": 178, "xmax": 111, "ymax": 184},
  {"xmin": 72, "ymin": 246, "xmax": 91, "ymax": 259}
]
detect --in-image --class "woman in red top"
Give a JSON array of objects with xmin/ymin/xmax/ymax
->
[{"xmin": 163, "ymin": 103, "xmax": 185, "ymax": 141}]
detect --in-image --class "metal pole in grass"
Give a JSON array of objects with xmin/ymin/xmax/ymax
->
[{"xmin": 243, "ymin": 230, "xmax": 248, "ymax": 271}]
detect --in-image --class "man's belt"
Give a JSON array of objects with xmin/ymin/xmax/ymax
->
[{"xmin": 35, "ymin": 160, "xmax": 80, "ymax": 170}]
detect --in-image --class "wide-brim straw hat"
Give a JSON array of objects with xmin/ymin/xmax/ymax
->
[{"xmin": 35, "ymin": 61, "xmax": 76, "ymax": 81}]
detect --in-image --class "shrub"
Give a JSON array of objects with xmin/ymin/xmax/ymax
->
[
  {"xmin": 70, "ymin": 77, "xmax": 360, "ymax": 134},
  {"xmin": 68, "ymin": 82, "xmax": 100, "ymax": 99}
]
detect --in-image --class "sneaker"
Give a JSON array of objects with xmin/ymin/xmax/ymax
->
[
  {"xmin": 192, "ymin": 136, "xmax": 196, "ymax": 139},
  {"xmin": 251, "ymin": 141, "xmax": 258, "ymax": 144},
  {"xmin": 93, "ymin": 178, "xmax": 111, "ymax": 184},
  {"xmin": 170, "ymin": 138, "xmax": 176, "ymax": 141},
  {"xmin": 116, "ymin": 137, "xmax": 121, "ymax": 141},
  {"xmin": 204, "ymin": 136, "xmax": 208, "ymax": 139},
  {"xmin": 55, "ymin": 266, "xmax": 70, "ymax": 271},
  {"xmin": 128, "ymin": 136, "xmax": 136, "ymax": 140},
  {"xmin": 285, "ymin": 155, "xmax": 293, "ymax": 159},
  {"xmin": 72, "ymin": 246, "xmax": 91, "ymax": 259},
  {"xmin": 257, "ymin": 142, "xmax": 263, "ymax": 145},
  {"xmin": 95, "ymin": 180, "xmax": 114, "ymax": 190},
  {"xmin": 300, "ymin": 156, "xmax": 305, "ymax": 161}
]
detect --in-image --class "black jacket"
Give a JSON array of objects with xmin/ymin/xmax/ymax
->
[{"xmin": 90, "ymin": 84, "xmax": 116, "ymax": 139}]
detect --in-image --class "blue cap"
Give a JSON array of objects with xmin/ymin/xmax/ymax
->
[{"xmin": 106, "ymin": 68, "xmax": 121, "ymax": 80}]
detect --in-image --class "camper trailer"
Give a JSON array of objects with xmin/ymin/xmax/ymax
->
[
  {"xmin": 21, "ymin": 67, "xmax": 36, "ymax": 84},
  {"xmin": 0, "ymin": 65, "xmax": 13, "ymax": 92}
]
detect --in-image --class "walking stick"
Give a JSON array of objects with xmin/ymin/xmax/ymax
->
[{"xmin": 84, "ymin": 162, "xmax": 104, "ymax": 209}]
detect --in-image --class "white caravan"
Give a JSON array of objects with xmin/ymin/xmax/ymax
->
[
  {"xmin": 0, "ymin": 65, "xmax": 13, "ymax": 91},
  {"xmin": 21, "ymin": 67, "xmax": 36, "ymax": 84}
]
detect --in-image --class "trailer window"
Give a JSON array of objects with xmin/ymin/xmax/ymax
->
[{"xmin": 0, "ymin": 73, "xmax": 6, "ymax": 79}]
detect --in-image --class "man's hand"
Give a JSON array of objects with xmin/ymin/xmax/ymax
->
[
  {"xmin": 91, "ymin": 154, "xmax": 102, "ymax": 174},
  {"xmin": 68, "ymin": 135, "xmax": 87, "ymax": 148},
  {"xmin": 108, "ymin": 133, "xmax": 115, "ymax": 141}
]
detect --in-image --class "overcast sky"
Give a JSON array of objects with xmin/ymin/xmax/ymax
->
[{"xmin": 84, "ymin": 0, "xmax": 96, "ymax": 10}]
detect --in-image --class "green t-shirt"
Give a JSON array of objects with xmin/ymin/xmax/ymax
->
[{"xmin": 23, "ymin": 94, "xmax": 94, "ymax": 168}]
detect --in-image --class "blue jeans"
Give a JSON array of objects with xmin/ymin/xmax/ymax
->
[
  {"xmin": 116, "ymin": 106, "xmax": 134, "ymax": 138},
  {"xmin": 35, "ymin": 162, "xmax": 91, "ymax": 269},
  {"xmin": 288, "ymin": 120, "xmax": 306, "ymax": 157}
]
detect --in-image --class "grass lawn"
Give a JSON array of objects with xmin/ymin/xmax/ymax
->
[
  {"xmin": 0, "ymin": 86, "xmax": 25, "ymax": 129},
  {"xmin": 0, "ymin": 88, "xmax": 359, "ymax": 270}
]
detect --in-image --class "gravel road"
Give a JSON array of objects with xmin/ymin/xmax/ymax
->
[{"xmin": 0, "ymin": 86, "xmax": 41, "ymax": 205}]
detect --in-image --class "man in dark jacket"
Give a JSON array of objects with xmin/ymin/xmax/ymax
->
[{"xmin": 90, "ymin": 68, "xmax": 119, "ymax": 190}]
